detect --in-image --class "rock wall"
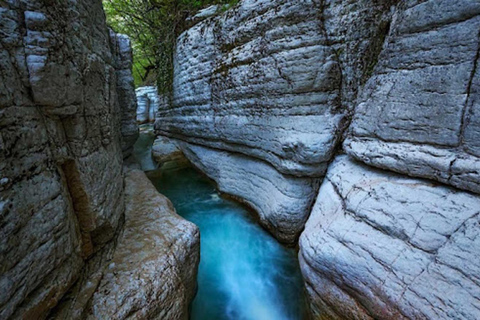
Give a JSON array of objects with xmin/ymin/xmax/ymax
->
[
  {"xmin": 157, "ymin": 0, "xmax": 480, "ymax": 318},
  {"xmin": 111, "ymin": 32, "xmax": 139, "ymax": 158},
  {"xmin": 136, "ymin": 86, "xmax": 164, "ymax": 124},
  {"xmin": 0, "ymin": 1, "xmax": 195, "ymax": 319},
  {"xmin": 157, "ymin": 0, "xmax": 396, "ymax": 243}
]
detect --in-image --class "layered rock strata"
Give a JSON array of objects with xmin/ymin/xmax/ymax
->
[
  {"xmin": 0, "ymin": 1, "xmax": 197, "ymax": 319},
  {"xmin": 136, "ymin": 86, "xmax": 164, "ymax": 124},
  {"xmin": 158, "ymin": 0, "xmax": 480, "ymax": 318},
  {"xmin": 180, "ymin": 143, "xmax": 320, "ymax": 243},
  {"xmin": 157, "ymin": 0, "xmax": 396, "ymax": 242},
  {"xmin": 300, "ymin": 156, "xmax": 480, "ymax": 319},
  {"xmin": 344, "ymin": 0, "xmax": 480, "ymax": 194}
]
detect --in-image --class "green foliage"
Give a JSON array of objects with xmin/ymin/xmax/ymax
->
[{"xmin": 103, "ymin": 0, "xmax": 237, "ymax": 94}]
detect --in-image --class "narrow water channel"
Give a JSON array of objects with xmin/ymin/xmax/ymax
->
[{"xmin": 135, "ymin": 128, "xmax": 307, "ymax": 320}]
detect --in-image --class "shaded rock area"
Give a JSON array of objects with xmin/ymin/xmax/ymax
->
[
  {"xmin": 0, "ymin": 1, "xmax": 198, "ymax": 319},
  {"xmin": 111, "ymin": 32, "xmax": 139, "ymax": 158},
  {"xmin": 152, "ymin": 136, "xmax": 190, "ymax": 170},
  {"xmin": 155, "ymin": 0, "xmax": 480, "ymax": 318},
  {"xmin": 49, "ymin": 169, "xmax": 200, "ymax": 320},
  {"xmin": 0, "ymin": 1, "xmax": 129, "ymax": 318}
]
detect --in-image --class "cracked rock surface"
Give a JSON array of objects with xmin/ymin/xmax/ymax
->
[
  {"xmin": 158, "ymin": 0, "xmax": 480, "ymax": 318},
  {"xmin": 345, "ymin": 0, "xmax": 480, "ymax": 194},
  {"xmin": 300, "ymin": 155, "xmax": 480, "ymax": 319},
  {"xmin": 157, "ymin": 0, "xmax": 395, "ymax": 243}
]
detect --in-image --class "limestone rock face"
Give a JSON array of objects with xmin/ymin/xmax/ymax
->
[
  {"xmin": 345, "ymin": 0, "xmax": 480, "ymax": 194},
  {"xmin": 136, "ymin": 86, "xmax": 164, "ymax": 124},
  {"xmin": 156, "ymin": 0, "xmax": 395, "ymax": 244},
  {"xmin": 300, "ymin": 156, "xmax": 480, "ymax": 319},
  {"xmin": 111, "ymin": 32, "xmax": 139, "ymax": 158},
  {"xmin": 86, "ymin": 169, "xmax": 200, "ymax": 320},
  {"xmin": 180, "ymin": 143, "xmax": 320, "ymax": 243},
  {"xmin": 0, "ymin": 1, "xmax": 137, "ymax": 318},
  {"xmin": 156, "ymin": 0, "xmax": 394, "ymax": 177},
  {"xmin": 159, "ymin": 0, "xmax": 480, "ymax": 318}
]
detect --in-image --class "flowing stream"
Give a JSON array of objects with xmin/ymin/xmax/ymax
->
[{"xmin": 135, "ymin": 127, "xmax": 307, "ymax": 320}]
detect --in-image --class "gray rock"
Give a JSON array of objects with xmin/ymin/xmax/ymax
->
[
  {"xmin": 86, "ymin": 169, "xmax": 200, "ymax": 320},
  {"xmin": 345, "ymin": 0, "xmax": 480, "ymax": 194},
  {"xmin": 179, "ymin": 142, "xmax": 320, "ymax": 243},
  {"xmin": 136, "ymin": 86, "xmax": 165, "ymax": 124},
  {"xmin": 0, "ymin": 1, "xmax": 135, "ymax": 318},
  {"xmin": 300, "ymin": 155, "xmax": 480, "ymax": 319},
  {"xmin": 157, "ymin": 0, "xmax": 394, "ymax": 177},
  {"xmin": 152, "ymin": 136, "xmax": 189, "ymax": 170},
  {"xmin": 110, "ymin": 31, "xmax": 139, "ymax": 158}
]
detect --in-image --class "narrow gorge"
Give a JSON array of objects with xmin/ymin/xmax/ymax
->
[{"xmin": 1, "ymin": 0, "xmax": 480, "ymax": 319}]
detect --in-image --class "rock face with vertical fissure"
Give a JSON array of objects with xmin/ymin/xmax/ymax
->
[
  {"xmin": 156, "ymin": 0, "xmax": 396, "ymax": 243},
  {"xmin": 0, "ymin": 1, "xmax": 197, "ymax": 319},
  {"xmin": 157, "ymin": 0, "xmax": 480, "ymax": 318}
]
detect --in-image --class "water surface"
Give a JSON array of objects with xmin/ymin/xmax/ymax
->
[{"xmin": 149, "ymin": 168, "xmax": 307, "ymax": 320}]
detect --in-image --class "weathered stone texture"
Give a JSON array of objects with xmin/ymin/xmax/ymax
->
[
  {"xmin": 345, "ymin": 0, "xmax": 480, "ymax": 194},
  {"xmin": 0, "ymin": 1, "xmax": 136, "ymax": 318},
  {"xmin": 180, "ymin": 142, "xmax": 320, "ymax": 243},
  {"xmin": 111, "ymin": 31, "xmax": 139, "ymax": 158},
  {"xmin": 157, "ymin": 0, "xmax": 394, "ymax": 177},
  {"xmin": 160, "ymin": 0, "xmax": 480, "ymax": 318},
  {"xmin": 300, "ymin": 156, "xmax": 480, "ymax": 319},
  {"xmin": 155, "ymin": 0, "xmax": 395, "ymax": 244},
  {"xmin": 86, "ymin": 169, "xmax": 200, "ymax": 320}
]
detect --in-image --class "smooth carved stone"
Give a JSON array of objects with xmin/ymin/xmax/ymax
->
[
  {"xmin": 345, "ymin": 0, "xmax": 480, "ymax": 194},
  {"xmin": 300, "ymin": 155, "xmax": 480, "ymax": 320},
  {"xmin": 86, "ymin": 169, "xmax": 200, "ymax": 320},
  {"xmin": 179, "ymin": 142, "xmax": 320, "ymax": 244},
  {"xmin": 152, "ymin": 136, "xmax": 189, "ymax": 169},
  {"xmin": 157, "ymin": 0, "xmax": 345, "ymax": 177}
]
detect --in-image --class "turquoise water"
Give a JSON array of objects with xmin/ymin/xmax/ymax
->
[{"xmin": 148, "ymin": 168, "xmax": 308, "ymax": 320}]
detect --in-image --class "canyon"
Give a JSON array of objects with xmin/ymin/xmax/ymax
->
[
  {"xmin": 1, "ymin": 0, "xmax": 479, "ymax": 319},
  {"xmin": 157, "ymin": 0, "xmax": 480, "ymax": 318}
]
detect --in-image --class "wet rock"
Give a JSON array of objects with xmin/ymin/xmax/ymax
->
[
  {"xmin": 180, "ymin": 143, "xmax": 320, "ymax": 244},
  {"xmin": 152, "ymin": 136, "xmax": 189, "ymax": 170},
  {"xmin": 86, "ymin": 169, "xmax": 200, "ymax": 320},
  {"xmin": 300, "ymin": 155, "xmax": 480, "ymax": 320}
]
